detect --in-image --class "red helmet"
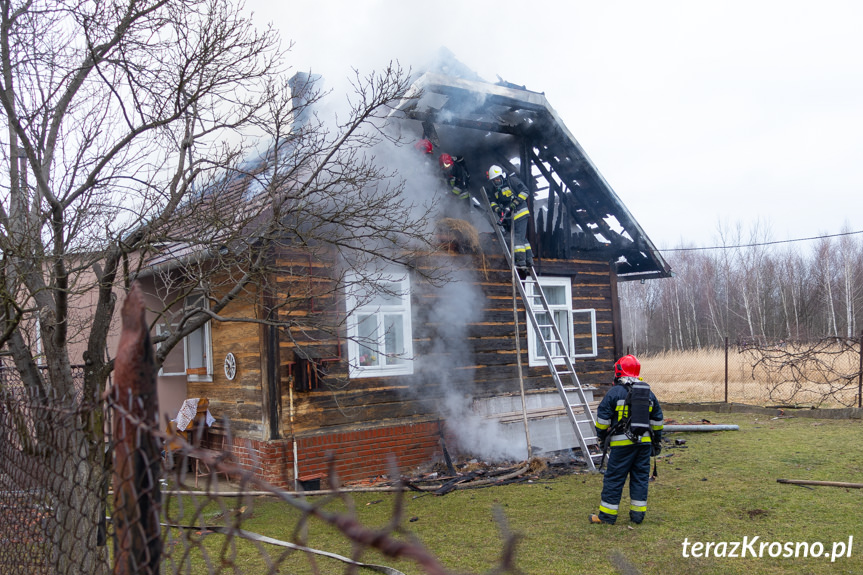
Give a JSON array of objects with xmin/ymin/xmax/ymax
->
[
  {"xmin": 614, "ymin": 355, "xmax": 641, "ymax": 378},
  {"xmin": 438, "ymin": 153, "xmax": 454, "ymax": 170},
  {"xmin": 414, "ymin": 138, "xmax": 433, "ymax": 154}
]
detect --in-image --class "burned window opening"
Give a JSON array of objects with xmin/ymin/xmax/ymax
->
[{"xmin": 294, "ymin": 356, "xmax": 325, "ymax": 392}]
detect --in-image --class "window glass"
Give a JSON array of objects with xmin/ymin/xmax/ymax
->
[
  {"xmin": 383, "ymin": 314, "xmax": 405, "ymax": 365},
  {"xmin": 183, "ymin": 294, "xmax": 212, "ymax": 379},
  {"xmin": 527, "ymin": 277, "xmax": 575, "ymax": 367},
  {"xmin": 357, "ymin": 314, "xmax": 380, "ymax": 367},
  {"xmin": 346, "ymin": 272, "xmax": 413, "ymax": 378}
]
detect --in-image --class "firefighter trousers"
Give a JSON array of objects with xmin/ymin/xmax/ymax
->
[
  {"xmin": 598, "ymin": 443, "xmax": 652, "ymax": 524},
  {"xmin": 510, "ymin": 215, "xmax": 533, "ymax": 266}
]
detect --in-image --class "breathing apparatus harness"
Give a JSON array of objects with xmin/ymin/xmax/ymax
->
[{"xmin": 599, "ymin": 377, "xmax": 659, "ymax": 478}]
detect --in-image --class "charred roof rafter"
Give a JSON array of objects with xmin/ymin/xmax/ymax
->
[{"xmin": 398, "ymin": 72, "xmax": 672, "ymax": 280}]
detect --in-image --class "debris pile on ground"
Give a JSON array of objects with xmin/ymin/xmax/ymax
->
[{"xmin": 341, "ymin": 452, "xmax": 599, "ymax": 495}]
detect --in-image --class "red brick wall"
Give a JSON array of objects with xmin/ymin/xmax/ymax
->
[{"xmin": 206, "ymin": 421, "xmax": 442, "ymax": 489}]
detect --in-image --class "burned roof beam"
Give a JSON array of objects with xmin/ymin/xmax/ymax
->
[
  {"xmin": 534, "ymin": 147, "xmax": 632, "ymax": 251},
  {"xmin": 528, "ymin": 150, "xmax": 598, "ymax": 247},
  {"xmin": 406, "ymin": 111, "xmax": 521, "ymax": 135}
]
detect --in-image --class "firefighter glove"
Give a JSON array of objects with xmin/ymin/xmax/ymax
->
[{"xmin": 652, "ymin": 441, "xmax": 662, "ymax": 456}]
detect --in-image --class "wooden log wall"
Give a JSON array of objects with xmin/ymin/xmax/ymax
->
[
  {"xmin": 186, "ymin": 284, "xmax": 267, "ymax": 438},
  {"xmin": 271, "ymin": 232, "xmax": 619, "ymax": 438}
]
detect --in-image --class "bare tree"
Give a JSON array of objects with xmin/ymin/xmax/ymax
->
[{"xmin": 0, "ymin": 1, "xmax": 436, "ymax": 572}]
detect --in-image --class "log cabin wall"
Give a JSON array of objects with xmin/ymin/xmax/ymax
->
[
  {"xmin": 472, "ymin": 234, "xmax": 617, "ymax": 396},
  {"xmin": 275, "ymin": 233, "xmax": 619, "ymax": 435},
  {"xmin": 181, "ymin": 229, "xmax": 620, "ymax": 487},
  {"xmin": 186, "ymin": 285, "xmax": 267, "ymax": 438}
]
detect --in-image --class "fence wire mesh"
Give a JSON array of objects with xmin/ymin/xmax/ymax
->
[
  {"xmin": 1, "ymin": 286, "xmax": 525, "ymax": 575},
  {"xmin": 0, "ymin": 381, "xmax": 485, "ymax": 575},
  {"xmin": 639, "ymin": 336, "xmax": 863, "ymax": 408}
]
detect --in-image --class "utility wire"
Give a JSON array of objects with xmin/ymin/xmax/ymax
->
[{"xmin": 658, "ymin": 229, "xmax": 863, "ymax": 252}]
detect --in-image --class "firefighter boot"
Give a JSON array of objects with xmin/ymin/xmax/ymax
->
[{"xmin": 589, "ymin": 513, "xmax": 613, "ymax": 525}]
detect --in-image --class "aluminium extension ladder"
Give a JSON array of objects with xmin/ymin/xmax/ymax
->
[{"xmin": 482, "ymin": 189, "xmax": 602, "ymax": 471}]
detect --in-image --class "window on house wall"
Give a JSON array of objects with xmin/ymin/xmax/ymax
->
[
  {"xmin": 526, "ymin": 277, "xmax": 598, "ymax": 366},
  {"xmin": 346, "ymin": 271, "xmax": 413, "ymax": 378},
  {"xmin": 183, "ymin": 294, "xmax": 213, "ymax": 381},
  {"xmin": 156, "ymin": 322, "xmax": 186, "ymax": 377}
]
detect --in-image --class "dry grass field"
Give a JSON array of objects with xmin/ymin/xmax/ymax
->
[{"xmin": 639, "ymin": 346, "xmax": 862, "ymax": 407}]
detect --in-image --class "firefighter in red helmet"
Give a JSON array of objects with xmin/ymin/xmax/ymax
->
[
  {"xmin": 414, "ymin": 138, "xmax": 433, "ymax": 155},
  {"xmin": 590, "ymin": 355, "xmax": 664, "ymax": 525},
  {"xmin": 438, "ymin": 153, "xmax": 471, "ymax": 203}
]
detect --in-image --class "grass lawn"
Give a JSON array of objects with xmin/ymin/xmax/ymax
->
[{"xmin": 166, "ymin": 410, "xmax": 863, "ymax": 575}]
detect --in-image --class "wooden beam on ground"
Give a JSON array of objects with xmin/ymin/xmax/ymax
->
[{"xmin": 777, "ymin": 479, "xmax": 863, "ymax": 489}]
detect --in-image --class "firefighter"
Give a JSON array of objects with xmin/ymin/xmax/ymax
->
[
  {"xmin": 414, "ymin": 138, "xmax": 434, "ymax": 155},
  {"xmin": 590, "ymin": 355, "xmax": 664, "ymax": 525},
  {"xmin": 437, "ymin": 152, "xmax": 473, "ymax": 218},
  {"xmin": 413, "ymin": 138, "xmax": 436, "ymax": 174},
  {"xmin": 486, "ymin": 164, "xmax": 533, "ymax": 268},
  {"xmin": 439, "ymin": 153, "xmax": 471, "ymax": 203}
]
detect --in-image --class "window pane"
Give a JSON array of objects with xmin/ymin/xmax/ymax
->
[
  {"xmin": 354, "ymin": 280, "xmax": 402, "ymax": 307},
  {"xmin": 357, "ymin": 314, "xmax": 380, "ymax": 366},
  {"xmin": 554, "ymin": 309, "xmax": 571, "ymax": 356},
  {"xmin": 372, "ymin": 281, "xmax": 403, "ymax": 306},
  {"xmin": 533, "ymin": 310, "xmax": 570, "ymax": 358},
  {"xmin": 187, "ymin": 328, "xmax": 206, "ymax": 369},
  {"xmin": 159, "ymin": 324, "xmax": 185, "ymax": 375},
  {"xmin": 543, "ymin": 285, "xmax": 566, "ymax": 306},
  {"xmin": 383, "ymin": 314, "xmax": 405, "ymax": 365}
]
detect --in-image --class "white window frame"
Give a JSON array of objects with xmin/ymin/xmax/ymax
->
[
  {"xmin": 183, "ymin": 294, "xmax": 213, "ymax": 382},
  {"xmin": 572, "ymin": 308, "xmax": 598, "ymax": 359},
  {"xmin": 526, "ymin": 277, "xmax": 598, "ymax": 366},
  {"xmin": 345, "ymin": 271, "xmax": 414, "ymax": 378}
]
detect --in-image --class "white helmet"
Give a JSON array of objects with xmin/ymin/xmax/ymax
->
[{"xmin": 487, "ymin": 165, "xmax": 505, "ymax": 181}]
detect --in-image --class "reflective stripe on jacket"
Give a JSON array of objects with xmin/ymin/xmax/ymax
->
[
  {"xmin": 595, "ymin": 378, "xmax": 664, "ymax": 447},
  {"xmin": 489, "ymin": 173, "xmax": 530, "ymax": 216}
]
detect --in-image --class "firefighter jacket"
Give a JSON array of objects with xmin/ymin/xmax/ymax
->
[
  {"xmin": 595, "ymin": 377, "xmax": 664, "ymax": 447},
  {"xmin": 489, "ymin": 173, "xmax": 530, "ymax": 221},
  {"xmin": 443, "ymin": 157, "xmax": 471, "ymax": 200}
]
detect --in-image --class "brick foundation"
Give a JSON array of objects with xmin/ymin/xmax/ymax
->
[{"xmin": 205, "ymin": 420, "xmax": 443, "ymax": 489}]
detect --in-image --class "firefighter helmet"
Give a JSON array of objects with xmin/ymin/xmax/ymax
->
[
  {"xmin": 614, "ymin": 355, "xmax": 641, "ymax": 378},
  {"xmin": 414, "ymin": 138, "xmax": 433, "ymax": 154},
  {"xmin": 487, "ymin": 164, "xmax": 505, "ymax": 187},
  {"xmin": 439, "ymin": 153, "xmax": 454, "ymax": 170}
]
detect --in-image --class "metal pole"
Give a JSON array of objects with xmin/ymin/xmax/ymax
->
[
  {"xmin": 511, "ymin": 222, "xmax": 532, "ymax": 459},
  {"xmin": 858, "ymin": 331, "xmax": 862, "ymax": 409},
  {"xmin": 724, "ymin": 337, "xmax": 729, "ymax": 403}
]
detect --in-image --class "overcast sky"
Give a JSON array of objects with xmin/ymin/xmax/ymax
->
[{"xmin": 243, "ymin": 0, "xmax": 862, "ymax": 250}]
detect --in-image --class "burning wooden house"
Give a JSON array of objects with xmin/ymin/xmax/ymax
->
[{"xmin": 141, "ymin": 58, "xmax": 671, "ymax": 488}]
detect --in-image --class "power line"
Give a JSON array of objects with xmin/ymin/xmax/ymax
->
[{"xmin": 658, "ymin": 229, "xmax": 863, "ymax": 252}]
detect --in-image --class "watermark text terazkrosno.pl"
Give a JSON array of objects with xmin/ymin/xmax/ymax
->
[{"xmin": 682, "ymin": 536, "xmax": 853, "ymax": 562}]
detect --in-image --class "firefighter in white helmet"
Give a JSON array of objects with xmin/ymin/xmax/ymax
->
[{"xmin": 486, "ymin": 165, "xmax": 533, "ymax": 268}]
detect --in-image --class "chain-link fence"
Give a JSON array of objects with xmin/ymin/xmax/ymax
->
[
  {"xmin": 1, "ymin": 372, "xmax": 493, "ymax": 575},
  {"xmin": 0, "ymin": 284, "xmax": 521, "ymax": 575},
  {"xmin": 637, "ymin": 336, "xmax": 863, "ymax": 408}
]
